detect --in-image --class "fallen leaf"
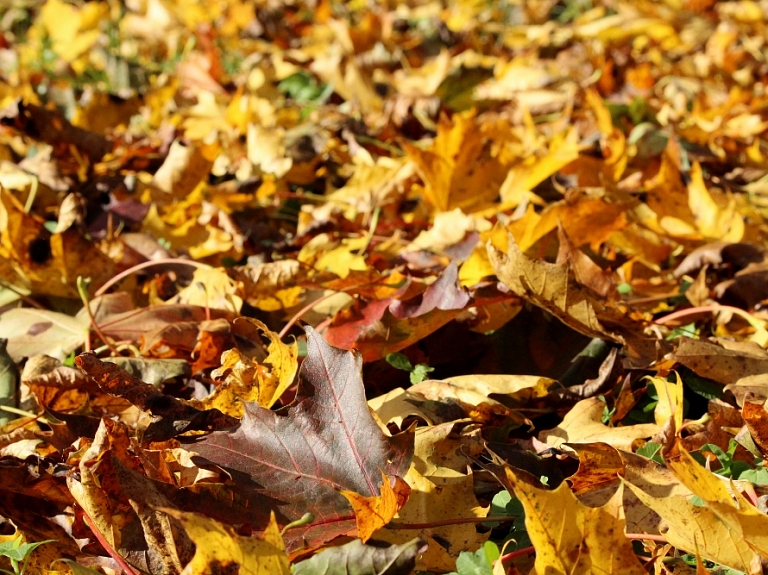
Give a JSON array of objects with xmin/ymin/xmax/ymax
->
[
  {"xmin": 165, "ymin": 509, "xmax": 290, "ymax": 575},
  {"xmin": 0, "ymin": 308, "xmax": 89, "ymax": 362},
  {"xmin": 494, "ymin": 465, "xmax": 647, "ymax": 575},
  {"xmin": 187, "ymin": 328, "xmax": 414, "ymax": 552},
  {"xmin": 539, "ymin": 397, "xmax": 660, "ymax": 451},
  {"xmin": 191, "ymin": 318, "xmax": 298, "ymax": 415},
  {"xmin": 293, "ymin": 537, "xmax": 426, "ymax": 575},
  {"xmin": 403, "ymin": 110, "xmax": 510, "ymax": 213},
  {"xmin": 488, "ymin": 231, "xmax": 644, "ymax": 345},
  {"xmin": 341, "ymin": 474, "xmax": 411, "ymax": 542}
]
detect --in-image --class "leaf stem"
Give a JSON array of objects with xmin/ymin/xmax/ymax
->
[
  {"xmin": 496, "ymin": 534, "xmax": 668, "ymax": 566},
  {"xmin": 81, "ymin": 512, "xmax": 140, "ymax": 575},
  {"xmin": 655, "ymin": 304, "xmax": 763, "ymax": 328},
  {"xmin": 499, "ymin": 546, "xmax": 535, "ymax": 562},
  {"xmin": 625, "ymin": 533, "xmax": 668, "ymax": 543},
  {"xmin": 94, "ymin": 258, "xmax": 212, "ymax": 297},
  {"xmin": 279, "ymin": 290, "xmax": 344, "ymax": 339},
  {"xmin": 388, "ymin": 515, "xmax": 518, "ymax": 529},
  {"xmin": 280, "ymin": 513, "xmax": 314, "ymax": 536}
]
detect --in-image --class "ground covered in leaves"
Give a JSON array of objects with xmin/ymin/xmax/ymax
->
[{"xmin": 3, "ymin": 0, "xmax": 768, "ymax": 574}]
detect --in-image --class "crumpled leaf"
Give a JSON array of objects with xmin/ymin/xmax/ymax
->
[
  {"xmin": 488, "ymin": 232, "xmax": 633, "ymax": 343},
  {"xmin": 671, "ymin": 337, "xmax": 768, "ymax": 402},
  {"xmin": 104, "ymin": 357, "xmax": 191, "ymax": 386},
  {"xmin": 293, "ymin": 537, "xmax": 427, "ymax": 575},
  {"xmin": 188, "ymin": 327, "xmax": 414, "ymax": 552},
  {"xmin": 74, "ymin": 353, "xmax": 237, "ymax": 442},
  {"xmin": 390, "ymin": 262, "xmax": 469, "ymax": 318},
  {"xmin": 489, "ymin": 230, "xmax": 659, "ymax": 365},
  {"xmin": 190, "ymin": 318, "xmax": 298, "ymax": 415}
]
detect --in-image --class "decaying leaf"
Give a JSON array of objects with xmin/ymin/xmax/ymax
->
[
  {"xmin": 189, "ymin": 318, "xmax": 298, "ymax": 416},
  {"xmin": 293, "ymin": 537, "xmax": 426, "ymax": 575},
  {"xmin": 488, "ymin": 231, "xmax": 644, "ymax": 346}
]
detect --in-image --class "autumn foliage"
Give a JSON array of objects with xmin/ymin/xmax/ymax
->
[{"xmin": 3, "ymin": 0, "xmax": 768, "ymax": 574}]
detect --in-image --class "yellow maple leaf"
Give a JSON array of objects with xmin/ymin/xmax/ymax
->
[
  {"xmin": 403, "ymin": 110, "xmax": 509, "ymax": 213},
  {"xmin": 500, "ymin": 467, "xmax": 647, "ymax": 575}
]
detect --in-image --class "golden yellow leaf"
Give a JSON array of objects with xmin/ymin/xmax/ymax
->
[
  {"xmin": 625, "ymin": 447, "xmax": 765, "ymax": 574},
  {"xmin": 647, "ymin": 373, "xmax": 684, "ymax": 429},
  {"xmin": 314, "ymin": 238, "xmax": 369, "ymax": 278},
  {"xmin": 170, "ymin": 267, "xmax": 243, "ymax": 313},
  {"xmin": 499, "ymin": 467, "xmax": 647, "ymax": 575},
  {"xmin": 586, "ymin": 89, "xmax": 627, "ymax": 183},
  {"xmin": 531, "ymin": 195, "xmax": 629, "ymax": 252},
  {"xmin": 442, "ymin": 374, "xmax": 555, "ymax": 407},
  {"xmin": 403, "ymin": 110, "xmax": 509, "ymax": 213},
  {"xmin": 0, "ymin": 188, "xmax": 115, "ymax": 298},
  {"xmin": 687, "ymin": 161, "xmax": 744, "ymax": 242},
  {"xmin": 164, "ymin": 509, "xmax": 290, "ymax": 575},
  {"xmin": 497, "ymin": 128, "xmax": 580, "ymax": 209},
  {"xmin": 235, "ymin": 260, "xmax": 310, "ymax": 312},
  {"xmin": 39, "ymin": 0, "xmax": 105, "ymax": 64}
]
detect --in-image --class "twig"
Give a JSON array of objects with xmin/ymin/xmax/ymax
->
[
  {"xmin": 94, "ymin": 258, "xmax": 212, "ymax": 297},
  {"xmin": 278, "ymin": 275, "xmax": 408, "ymax": 339},
  {"xmin": 0, "ymin": 280, "xmax": 45, "ymax": 309},
  {"xmin": 0, "ymin": 405, "xmax": 41, "ymax": 419}
]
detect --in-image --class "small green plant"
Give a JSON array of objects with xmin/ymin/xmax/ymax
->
[
  {"xmin": 484, "ymin": 490, "xmax": 531, "ymax": 551},
  {"xmin": 677, "ymin": 553, "xmax": 747, "ymax": 575},
  {"xmin": 693, "ymin": 439, "xmax": 755, "ymax": 479},
  {"xmin": 448, "ymin": 541, "xmax": 500, "ymax": 575},
  {"xmin": 598, "ymin": 395, "xmax": 615, "ymax": 425},
  {"xmin": 0, "ymin": 535, "xmax": 55, "ymax": 575},
  {"xmin": 277, "ymin": 71, "xmax": 334, "ymax": 118},
  {"xmin": 636, "ymin": 441, "xmax": 664, "ymax": 465},
  {"xmin": 385, "ymin": 352, "xmax": 435, "ymax": 384}
]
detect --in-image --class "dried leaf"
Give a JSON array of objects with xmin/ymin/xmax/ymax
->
[{"xmin": 187, "ymin": 328, "xmax": 414, "ymax": 552}]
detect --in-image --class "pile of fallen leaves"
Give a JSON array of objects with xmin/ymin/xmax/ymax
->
[{"xmin": 4, "ymin": 0, "xmax": 768, "ymax": 573}]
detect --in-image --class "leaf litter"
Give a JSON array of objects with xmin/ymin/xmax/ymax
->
[{"xmin": 4, "ymin": 1, "xmax": 768, "ymax": 574}]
